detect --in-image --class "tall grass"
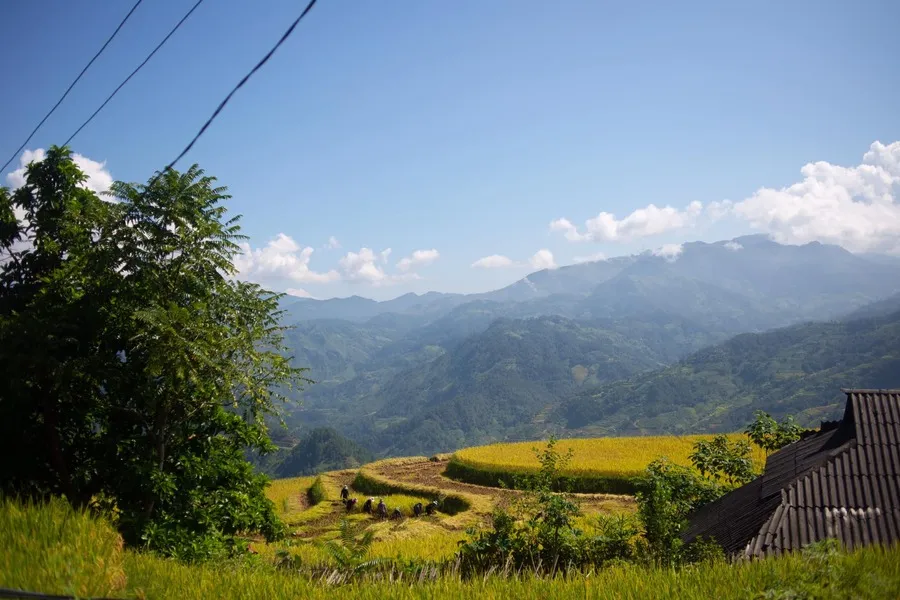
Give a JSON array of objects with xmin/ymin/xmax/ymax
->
[
  {"xmin": 123, "ymin": 542, "xmax": 900, "ymax": 599},
  {"xmin": 448, "ymin": 434, "xmax": 766, "ymax": 493},
  {"xmin": 3, "ymin": 498, "xmax": 898, "ymax": 599},
  {"xmin": 0, "ymin": 497, "xmax": 127, "ymax": 598},
  {"xmin": 266, "ymin": 475, "xmax": 316, "ymax": 519}
]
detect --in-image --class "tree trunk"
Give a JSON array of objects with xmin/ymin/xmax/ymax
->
[
  {"xmin": 41, "ymin": 397, "xmax": 77, "ymax": 506},
  {"xmin": 143, "ymin": 398, "xmax": 169, "ymax": 520}
]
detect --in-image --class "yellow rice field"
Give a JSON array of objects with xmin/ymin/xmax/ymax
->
[{"xmin": 451, "ymin": 434, "xmax": 766, "ymax": 479}]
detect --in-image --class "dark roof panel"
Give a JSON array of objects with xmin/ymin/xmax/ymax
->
[{"xmin": 685, "ymin": 389, "xmax": 900, "ymax": 558}]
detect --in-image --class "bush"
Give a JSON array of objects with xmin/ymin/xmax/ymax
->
[
  {"xmin": 458, "ymin": 437, "xmax": 604, "ymax": 575},
  {"xmin": 307, "ymin": 476, "xmax": 326, "ymax": 506},
  {"xmin": 584, "ymin": 513, "xmax": 643, "ymax": 566},
  {"xmin": 635, "ymin": 458, "xmax": 723, "ymax": 565}
]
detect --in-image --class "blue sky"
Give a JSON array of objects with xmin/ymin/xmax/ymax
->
[{"xmin": 2, "ymin": 0, "xmax": 899, "ymax": 300}]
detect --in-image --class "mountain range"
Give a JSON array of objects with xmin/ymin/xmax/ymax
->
[{"xmin": 275, "ymin": 235, "xmax": 900, "ymax": 458}]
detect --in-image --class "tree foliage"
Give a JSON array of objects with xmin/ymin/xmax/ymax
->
[
  {"xmin": 0, "ymin": 147, "xmax": 307, "ymax": 558},
  {"xmin": 689, "ymin": 434, "xmax": 757, "ymax": 487},
  {"xmin": 635, "ymin": 458, "xmax": 723, "ymax": 565},
  {"xmin": 745, "ymin": 410, "xmax": 808, "ymax": 456}
]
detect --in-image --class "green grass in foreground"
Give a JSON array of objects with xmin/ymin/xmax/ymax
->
[
  {"xmin": 122, "ymin": 543, "xmax": 900, "ymax": 599},
  {"xmin": 0, "ymin": 497, "xmax": 127, "ymax": 598},
  {"xmin": 3, "ymin": 497, "xmax": 900, "ymax": 600}
]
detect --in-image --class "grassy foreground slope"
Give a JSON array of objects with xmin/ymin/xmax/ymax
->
[
  {"xmin": 447, "ymin": 435, "xmax": 766, "ymax": 493},
  {"xmin": 3, "ymin": 497, "xmax": 900, "ymax": 600}
]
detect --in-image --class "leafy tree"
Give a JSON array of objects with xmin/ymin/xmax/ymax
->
[
  {"xmin": 0, "ymin": 147, "xmax": 119, "ymax": 508},
  {"xmin": 745, "ymin": 410, "xmax": 808, "ymax": 456},
  {"xmin": 689, "ymin": 434, "xmax": 757, "ymax": 487},
  {"xmin": 0, "ymin": 147, "xmax": 307, "ymax": 558},
  {"xmin": 635, "ymin": 458, "xmax": 723, "ymax": 564}
]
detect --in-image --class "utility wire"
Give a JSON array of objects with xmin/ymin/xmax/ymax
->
[
  {"xmin": 153, "ymin": 0, "xmax": 318, "ymax": 181},
  {"xmin": 0, "ymin": 0, "xmax": 144, "ymax": 174},
  {"xmin": 63, "ymin": 0, "xmax": 207, "ymax": 147}
]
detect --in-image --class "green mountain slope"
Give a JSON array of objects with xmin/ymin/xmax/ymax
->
[
  {"xmin": 340, "ymin": 315, "xmax": 676, "ymax": 455},
  {"xmin": 256, "ymin": 428, "xmax": 374, "ymax": 478},
  {"xmin": 561, "ymin": 311, "xmax": 900, "ymax": 436}
]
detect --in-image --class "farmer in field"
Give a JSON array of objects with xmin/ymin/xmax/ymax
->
[
  {"xmin": 363, "ymin": 497, "xmax": 374, "ymax": 513},
  {"xmin": 413, "ymin": 502, "xmax": 423, "ymax": 517},
  {"xmin": 425, "ymin": 500, "xmax": 438, "ymax": 515},
  {"xmin": 391, "ymin": 508, "xmax": 402, "ymax": 520},
  {"xmin": 345, "ymin": 497, "xmax": 358, "ymax": 512},
  {"xmin": 376, "ymin": 499, "xmax": 387, "ymax": 519},
  {"xmin": 340, "ymin": 485, "xmax": 349, "ymax": 501}
]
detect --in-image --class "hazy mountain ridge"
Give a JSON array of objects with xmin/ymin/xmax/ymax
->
[{"xmin": 278, "ymin": 237, "xmax": 900, "ymax": 456}]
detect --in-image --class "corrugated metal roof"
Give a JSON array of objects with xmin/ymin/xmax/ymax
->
[{"xmin": 683, "ymin": 389, "xmax": 900, "ymax": 559}]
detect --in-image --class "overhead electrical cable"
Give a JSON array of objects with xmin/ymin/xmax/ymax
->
[
  {"xmin": 0, "ymin": 0, "xmax": 145, "ymax": 174},
  {"xmin": 152, "ymin": 0, "xmax": 318, "ymax": 182},
  {"xmin": 63, "ymin": 0, "xmax": 208, "ymax": 147}
]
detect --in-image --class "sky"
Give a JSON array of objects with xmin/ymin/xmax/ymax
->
[{"xmin": 2, "ymin": 0, "xmax": 899, "ymax": 300}]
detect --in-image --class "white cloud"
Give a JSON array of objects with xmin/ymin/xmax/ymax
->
[
  {"xmin": 397, "ymin": 248, "xmax": 440, "ymax": 272},
  {"xmin": 471, "ymin": 254, "xmax": 515, "ymax": 269},
  {"xmin": 549, "ymin": 218, "xmax": 588, "ymax": 242},
  {"xmin": 727, "ymin": 141, "xmax": 900, "ymax": 254},
  {"xmin": 723, "ymin": 240, "xmax": 743, "ymax": 251},
  {"xmin": 234, "ymin": 234, "xmax": 339, "ymax": 283},
  {"xmin": 707, "ymin": 200, "xmax": 734, "ymax": 221},
  {"xmin": 6, "ymin": 148, "xmax": 113, "ymax": 194},
  {"xmin": 285, "ymin": 287, "xmax": 315, "ymax": 299},
  {"xmin": 338, "ymin": 247, "xmax": 419, "ymax": 285},
  {"xmin": 339, "ymin": 247, "xmax": 387, "ymax": 283},
  {"xmin": 529, "ymin": 249, "xmax": 556, "ymax": 270},
  {"xmin": 551, "ymin": 201, "xmax": 702, "ymax": 243},
  {"xmin": 573, "ymin": 252, "xmax": 607, "ymax": 263},
  {"xmin": 652, "ymin": 243, "xmax": 684, "ymax": 262},
  {"xmin": 324, "ymin": 236, "xmax": 341, "ymax": 249}
]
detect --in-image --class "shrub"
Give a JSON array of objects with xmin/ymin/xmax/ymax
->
[
  {"xmin": 307, "ymin": 476, "xmax": 326, "ymax": 506},
  {"xmin": 635, "ymin": 458, "xmax": 723, "ymax": 565}
]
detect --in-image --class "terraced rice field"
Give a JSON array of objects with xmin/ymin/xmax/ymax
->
[
  {"xmin": 447, "ymin": 434, "xmax": 766, "ymax": 493},
  {"xmin": 260, "ymin": 455, "xmax": 634, "ymax": 565}
]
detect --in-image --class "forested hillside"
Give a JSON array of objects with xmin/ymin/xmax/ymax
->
[
  {"xmin": 257, "ymin": 428, "xmax": 373, "ymax": 477},
  {"xmin": 278, "ymin": 237, "xmax": 900, "ymax": 457},
  {"xmin": 561, "ymin": 309, "xmax": 900, "ymax": 436}
]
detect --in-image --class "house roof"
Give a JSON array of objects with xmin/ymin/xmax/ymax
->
[{"xmin": 683, "ymin": 389, "xmax": 900, "ymax": 558}]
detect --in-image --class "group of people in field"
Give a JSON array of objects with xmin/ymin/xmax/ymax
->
[{"xmin": 339, "ymin": 485, "xmax": 438, "ymax": 520}]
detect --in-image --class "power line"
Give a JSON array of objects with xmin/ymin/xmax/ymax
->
[
  {"xmin": 64, "ymin": 0, "xmax": 207, "ymax": 147},
  {"xmin": 0, "ymin": 0, "xmax": 144, "ymax": 174},
  {"xmin": 154, "ymin": 0, "xmax": 319, "ymax": 179}
]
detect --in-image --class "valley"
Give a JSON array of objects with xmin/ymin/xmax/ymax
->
[{"xmin": 275, "ymin": 236, "xmax": 900, "ymax": 465}]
